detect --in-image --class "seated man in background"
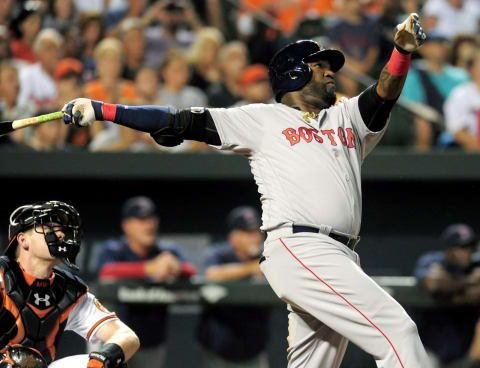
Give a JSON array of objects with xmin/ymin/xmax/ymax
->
[
  {"xmin": 196, "ymin": 206, "xmax": 271, "ymax": 368},
  {"xmin": 0, "ymin": 200, "xmax": 139, "ymax": 368},
  {"xmin": 414, "ymin": 223, "xmax": 480, "ymax": 368},
  {"xmin": 96, "ymin": 196, "xmax": 195, "ymax": 368}
]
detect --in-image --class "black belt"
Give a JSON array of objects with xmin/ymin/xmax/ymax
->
[{"xmin": 292, "ymin": 225, "xmax": 359, "ymax": 250}]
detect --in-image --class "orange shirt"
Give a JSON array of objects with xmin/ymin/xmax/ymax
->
[
  {"xmin": 242, "ymin": 0, "xmax": 334, "ymax": 35},
  {"xmin": 84, "ymin": 79, "xmax": 137, "ymax": 104}
]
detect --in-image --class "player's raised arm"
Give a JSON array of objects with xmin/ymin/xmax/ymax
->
[{"xmin": 376, "ymin": 13, "xmax": 426, "ymax": 100}]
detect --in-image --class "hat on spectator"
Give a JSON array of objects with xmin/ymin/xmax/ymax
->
[
  {"xmin": 424, "ymin": 31, "xmax": 448, "ymax": 44},
  {"xmin": 241, "ymin": 64, "xmax": 269, "ymax": 88},
  {"xmin": 120, "ymin": 17, "xmax": 143, "ymax": 36},
  {"xmin": 226, "ymin": 206, "xmax": 261, "ymax": 232},
  {"xmin": 54, "ymin": 58, "xmax": 83, "ymax": 80},
  {"xmin": 440, "ymin": 223, "xmax": 477, "ymax": 249},
  {"xmin": 122, "ymin": 196, "xmax": 157, "ymax": 220}
]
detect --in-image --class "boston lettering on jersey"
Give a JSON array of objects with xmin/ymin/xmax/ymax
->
[{"xmin": 282, "ymin": 127, "xmax": 357, "ymax": 148}]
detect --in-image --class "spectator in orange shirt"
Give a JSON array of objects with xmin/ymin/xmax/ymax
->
[{"xmin": 84, "ymin": 37, "xmax": 137, "ymax": 151}]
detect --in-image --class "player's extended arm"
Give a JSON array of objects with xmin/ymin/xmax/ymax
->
[
  {"xmin": 62, "ymin": 101, "xmax": 220, "ymax": 148},
  {"xmin": 87, "ymin": 320, "xmax": 140, "ymax": 368},
  {"xmin": 205, "ymin": 261, "xmax": 262, "ymax": 281}
]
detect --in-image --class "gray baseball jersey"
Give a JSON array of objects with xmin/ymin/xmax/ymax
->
[
  {"xmin": 208, "ymin": 98, "xmax": 431, "ymax": 368},
  {"xmin": 209, "ymin": 97, "xmax": 385, "ymax": 235}
]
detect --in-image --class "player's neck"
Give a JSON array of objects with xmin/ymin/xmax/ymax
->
[
  {"xmin": 17, "ymin": 254, "xmax": 56, "ymax": 279},
  {"xmin": 283, "ymin": 93, "xmax": 330, "ymax": 115}
]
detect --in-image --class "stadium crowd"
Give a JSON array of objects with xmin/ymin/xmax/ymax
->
[{"xmin": 0, "ymin": 0, "xmax": 480, "ymax": 152}]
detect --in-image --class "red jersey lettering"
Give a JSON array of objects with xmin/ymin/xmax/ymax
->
[
  {"xmin": 321, "ymin": 129, "xmax": 337, "ymax": 146},
  {"xmin": 282, "ymin": 128, "xmax": 301, "ymax": 146},
  {"xmin": 299, "ymin": 127, "xmax": 313, "ymax": 143},
  {"xmin": 345, "ymin": 128, "xmax": 357, "ymax": 148},
  {"xmin": 338, "ymin": 127, "xmax": 347, "ymax": 146}
]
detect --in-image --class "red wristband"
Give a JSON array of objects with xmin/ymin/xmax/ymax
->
[
  {"xmin": 103, "ymin": 103, "xmax": 117, "ymax": 122},
  {"xmin": 387, "ymin": 48, "xmax": 411, "ymax": 76}
]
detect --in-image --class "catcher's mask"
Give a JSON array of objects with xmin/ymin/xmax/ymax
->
[
  {"xmin": 0, "ymin": 345, "xmax": 47, "ymax": 368},
  {"xmin": 6, "ymin": 200, "xmax": 82, "ymax": 271}
]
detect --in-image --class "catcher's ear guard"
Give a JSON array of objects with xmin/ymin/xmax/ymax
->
[{"xmin": 0, "ymin": 345, "xmax": 47, "ymax": 368}]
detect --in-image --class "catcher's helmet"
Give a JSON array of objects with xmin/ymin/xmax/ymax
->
[
  {"xmin": 268, "ymin": 40, "xmax": 345, "ymax": 102},
  {"xmin": 0, "ymin": 345, "xmax": 47, "ymax": 368},
  {"xmin": 6, "ymin": 200, "xmax": 83, "ymax": 270}
]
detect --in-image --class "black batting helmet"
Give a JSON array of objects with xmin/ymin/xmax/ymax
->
[
  {"xmin": 268, "ymin": 40, "xmax": 345, "ymax": 102},
  {"xmin": 0, "ymin": 345, "xmax": 47, "ymax": 368},
  {"xmin": 6, "ymin": 200, "xmax": 83, "ymax": 270}
]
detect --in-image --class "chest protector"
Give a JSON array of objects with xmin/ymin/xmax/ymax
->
[{"xmin": 0, "ymin": 256, "xmax": 87, "ymax": 363}]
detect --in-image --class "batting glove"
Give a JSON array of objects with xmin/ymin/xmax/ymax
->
[
  {"xmin": 87, "ymin": 343, "xmax": 126, "ymax": 368},
  {"xmin": 394, "ymin": 13, "xmax": 426, "ymax": 53},
  {"xmin": 62, "ymin": 98, "xmax": 102, "ymax": 127}
]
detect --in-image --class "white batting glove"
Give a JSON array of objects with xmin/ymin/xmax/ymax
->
[
  {"xmin": 62, "ymin": 98, "xmax": 98, "ymax": 127},
  {"xmin": 394, "ymin": 13, "xmax": 426, "ymax": 53}
]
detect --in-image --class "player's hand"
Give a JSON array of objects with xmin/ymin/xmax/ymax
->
[
  {"xmin": 144, "ymin": 252, "xmax": 181, "ymax": 281},
  {"xmin": 62, "ymin": 98, "xmax": 97, "ymax": 127},
  {"xmin": 394, "ymin": 13, "xmax": 426, "ymax": 53}
]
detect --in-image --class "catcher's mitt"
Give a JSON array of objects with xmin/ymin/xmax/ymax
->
[{"xmin": 0, "ymin": 345, "xmax": 47, "ymax": 368}]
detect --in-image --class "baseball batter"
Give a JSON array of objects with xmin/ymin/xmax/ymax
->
[
  {"xmin": 0, "ymin": 201, "xmax": 140, "ymax": 368},
  {"xmin": 63, "ymin": 13, "xmax": 429, "ymax": 368}
]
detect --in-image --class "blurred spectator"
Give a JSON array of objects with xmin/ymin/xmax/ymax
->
[
  {"xmin": 413, "ymin": 223, "xmax": 480, "ymax": 368},
  {"xmin": 449, "ymin": 33, "xmax": 478, "ymax": 70},
  {"xmin": 0, "ymin": 0, "xmax": 13, "ymax": 26},
  {"xmin": 120, "ymin": 18, "xmax": 146, "ymax": 81},
  {"xmin": 196, "ymin": 206, "xmax": 270, "ymax": 368},
  {"xmin": 135, "ymin": 66, "xmax": 162, "ymax": 105},
  {"xmin": 0, "ymin": 25, "xmax": 12, "ymax": 62},
  {"xmin": 142, "ymin": 0, "xmax": 201, "ymax": 68},
  {"xmin": 85, "ymin": 37, "xmax": 137, "ymax": 151},
  {"xmin": 78, "ymin": 12, "xmax": 105, "ymax": 82},
  {"xmin": 187, "ymin": 27, "xmax": 224, "ymax": 91},
  {"xmin": 17, "ymin": 28, "xmax": 63, "ymax": 113},
  {"xmin": 401, "ymin": 33, "xmax": 469, "ymax": 149},
  {"xmin": 444, "ymin": 48, "xmax": 480, "ymax": 151},
  {"xmin": 44, "ymin": 0, "xmax": 75, "ymax": 34},
  {"xmin": 96, "ymin": 196, "xmax": 196, "ymax": 368},
  {"xmin": 54, "ymin": 57, "xmax": 93, "ymax": 149},
  {"xmin": 232, "ymin": 63, "xmax": 274, "ymax": 106},
  {"xmin": 236, "ymin": 6, "xmax": 288, "ymax": 67},
  {"xmin": 0, "ymin": 61, "xmax": 35, "ymax": 148},
  {"xmin": 158, "ymin": 48, "xmax": 207, "ymax": 109},
  {"xmin": 328, "ymin": 0, "xmax": 380, "ymax": 97},
  {"xmin": 24, "ymin": 111, "xmax": 70, "ymax": 151},
  {"xmin": 73, "ymin": 0, "xmax": 128, "ymax": 29},
  {"xmin": 207, "ymin": 41, "xmax": 248, "ymax": 108},
  {"xmin": 421, "ymin": 0, "xmax": 480, "ymax": 41},
  {"xmin": 9, "ymin": 0, "xmax": 43, "ymax": 64}
]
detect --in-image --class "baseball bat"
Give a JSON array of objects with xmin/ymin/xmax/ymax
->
[{"xmin": 0, "ymin": 111, "xmax": 64, "ymax": 136}]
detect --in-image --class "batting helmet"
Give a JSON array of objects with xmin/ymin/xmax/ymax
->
[
  {"xmin": 268, "ymin": 40, "xmax": 345, "ymax": 102},
  {"xmin": 6, "ymin": 200, "xmax": 83, "ymax": 270},
  {"xmin": 0, "ymin": 345, "xmax": 47, "ymax": 368}
]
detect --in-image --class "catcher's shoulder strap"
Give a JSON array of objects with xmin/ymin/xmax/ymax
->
[{"xmin": 0, "ymin": 257, "xmax": 87, "ymax": 363}]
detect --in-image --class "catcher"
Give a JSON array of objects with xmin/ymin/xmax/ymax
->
[{"xmin": 0, "ymin": 201, "xmax": 140, "ymax": 368}]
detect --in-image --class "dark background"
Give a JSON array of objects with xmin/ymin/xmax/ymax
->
[{"xmin": 1, "ymin": 150, "xmax": 477, "ymax": 367}]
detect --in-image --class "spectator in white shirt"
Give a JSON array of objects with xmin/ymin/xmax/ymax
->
[
  {"xmin": 444, "ymin": 48, "xmax": 480, "ymax": 150},
  {"xmin": 422, "ymin": 0, "xmax": 480, "ymax": 40},
  {"xmin": 17, "ymin": 28, "xmax": 63, "ymax": 113}
]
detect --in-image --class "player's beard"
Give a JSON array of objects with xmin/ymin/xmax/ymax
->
[{"xmin": 302, "ymin": 80, "xmax": 337, "ymax": 110}]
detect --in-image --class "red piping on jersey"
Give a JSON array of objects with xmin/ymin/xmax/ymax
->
[{"xmin": 279, "ymin": 238, "xmax": 405, "ymax": 368}]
